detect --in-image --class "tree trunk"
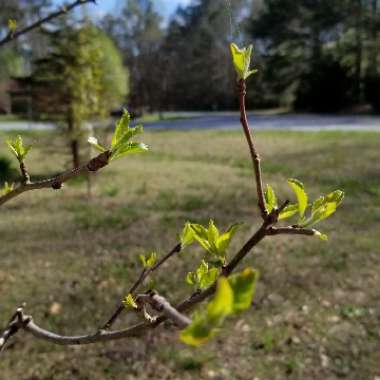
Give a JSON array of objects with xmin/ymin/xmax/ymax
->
[
  {"xmin": 67, "ymin": 114, "xmax": 80, "ymax": 168},
  {"xmin": 70, "ymin": 139, "xmax": 80, "ymax": 168},
  {"xmin": 354, "ymin": 0, "xmax": 364, "ymax": 103},
  {"xmin": 369, "ymin": 0, "xmax": 379, "ymax": 75}
]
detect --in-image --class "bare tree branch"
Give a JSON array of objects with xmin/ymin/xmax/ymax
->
[
  {"xmin": 137, "ymin": 292, "xmax": 191, "ymax": 329},
  {"xmin": 238, "ymin": 79, "xmax": 267, "ymax": 218},
  {"xmin": 0, "ymin": 151, "xmax": 111, "ymax": 206},
  {"xmin": 0, "ymin": 0, "xmax": 97, "ymax": 47},
  {"xmin": 101, "ymin": 243, "xmax": 181, "ymax": 330},
  {"xmin": 1, "ymin": 212, "xmax": 318, "ymax": 350},
  {"xmin": 267, "ymin": 226, "xmax": 316, "ymax": 237}
]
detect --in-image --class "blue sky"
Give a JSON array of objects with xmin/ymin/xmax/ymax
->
[{"xmin": 53, "ymin": 0, "xmax": 193, "ymax": 20}]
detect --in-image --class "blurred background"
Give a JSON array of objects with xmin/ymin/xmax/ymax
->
[
  {"xmin": 0, "ymin": 0, "xmax": 379, "ymax": 118},
  {"xmin": 0, "ymin": 1, "xmax": 379, "ymax": 380}
]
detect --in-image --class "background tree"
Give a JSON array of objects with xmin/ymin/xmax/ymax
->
[
  {"xmin": 102, "ymin": 0, "xmax": 163, "ymax": 111},
  {"xmin": 160, "ymin": 0, "xmax": 248, "ymax": 111},
  {"xmin": 22, "ymin": 23, "xmax": 128, "ymax": 167}
]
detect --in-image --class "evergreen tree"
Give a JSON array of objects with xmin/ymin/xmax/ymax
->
[{"xmin": 27, "ymin": 23, "xmax": 128, "ymax": 167}]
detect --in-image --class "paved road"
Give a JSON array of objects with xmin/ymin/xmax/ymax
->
[
  {"xmin": 1, "ymin": 113, "xmax": 380, "ymax": 132},
  {"xmin": 142, "ymin": 113, "xmax": 380, "ymax": 132}
]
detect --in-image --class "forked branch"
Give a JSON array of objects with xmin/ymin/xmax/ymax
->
[
  {"xmin": 0, "ymin": 0, "xmax": 96, "ymax": 47},
  {"xmin": 0, "ymin": 151, "xmax": 111, "ymax": 206},
  {"xmin": 238, "ymin": 79, "xmax": 267, "ymax": 218}
]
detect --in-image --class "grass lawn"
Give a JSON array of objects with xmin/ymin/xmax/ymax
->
[{"xmin": 0, "ymin": 128, "xmax": 379, "ymax": 380}]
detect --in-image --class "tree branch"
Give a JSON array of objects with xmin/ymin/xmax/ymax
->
[
  {"xmin": 266, "ymin": 226, "xmax": 316, "ymax": 237},
  {"xmin": 0, "ymin": 0, "xmax": 97, "ymax": 47},
  {"xmin": 0, "ymin": 221, "xmax": 270, "ymax": 349},
  {"xmin": 0, "ymin": 151, "xmax": 111, "ymax": 206},
  {"xmin": 238, "ymin": 79, "xmax": 267, "ymax": 218},
  {"xmin": 100, "ymin": 243, "xmax": 182, "ymax": 330},
  {"xmin": 137, "ymin": 292, "xmax": 191, "ymax": 329}
]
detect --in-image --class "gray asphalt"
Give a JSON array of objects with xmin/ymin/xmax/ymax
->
[
  {"xmin": 142, "ymin": 113, "xmax": 380, "ymax": 132},
  {"xmin": 1, "ymin": 113, "xmax": 380, "ymax": 132}
]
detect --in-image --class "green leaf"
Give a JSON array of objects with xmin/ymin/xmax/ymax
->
[
  {"xmin": 186, "ymin": 260, "xmax": 219, "ymax": 290},
  {"xmin": 139, "ymin": 252, "xmax": 157, "ymax": 268},
  {"xmin": 6, "ymin": 135, "xmax": 31, "ymax": 162},
  {"xmin": 190, "ymin": 224, "xmax": 212, "ymax": 252},
  {"xmin": 325, "ymin": 190, "xmax": 344, "ymax": 206},
  {"xmin": 1, "ymin": 181, "xmax": 14, "ymax": 196},
  {"xmin": 123, "ymin": 293, "xmax": 138, "ymax": 309},
  {"xmin": 217, "ymin": 223, "xmax": 242, "ymax": 256},
  {"xmin": 180, "ymin": 312, "xmax": 216, "ymax": 346},
  {"xmin": 87, "ymin": 136, "xmax": 107, "ymax": 153},
  {"xmin": 181, "ymin": 268, "xmax": 259, "ymax": 346},
  {"xmin": 287, "ymin": 178, "xmax": 308, "ymax": 220},
  {"xmin": 207, "ymin": 277, "xmax": 233, "ymax": 323},
  {"xmin": 264, "ymin": 184, "xmax": 277, "ymax": 213},
  {"xmin": 200, "ymin": 267, "xmax": 219, "ymax": 289},
  {"xmin": 189, "ymin": 221, "xmax": 241, "ymax": 260},
  {"xmin": 207, "ymin": 220, "xmax": 220, "ymax": 255},
  {"xmin": 230, "ymin": 43, "xmax": 258, "ymax": 81},
  {"xmin": 302, "ymin": 190, "xmax": 344, "ymax": 228},
  {"xmin": 111, "ymin": 142, "xmax": 148, "ymax": 161},
  {"xmin": 313, "ymin": 230, "xmax": 328, "ymax": 241},
  {"xmin": 180, "ymin": 277, "xmax": 233, "ymax": 346},
  {"xmin": 180, "ymin": 222, "xmax": 195, "ymax": 249},
  {"xmin": 111, "ymin": 109, "xmax": 131, "ymax": 147},
  {"xmin": 228, "ymin": 267, "xmax": 259, "ymax": 313},
  {"xmin": 8, "ymin": 19, "xmax": 17, "ymax": 32},
  {"xmin": 186, "ymin": 271, "xmax": 197, "ymax": 286},
  {"xmin": 112, "ymin": 124, "xmax": 144, "ymax": 152},
  {"xmin": 278, "ymin": 204, "xmax": 299, "ymax": 220},
  {"xmin": 302, "ymin": 202, "xmax": 337, "ymax": 227}
]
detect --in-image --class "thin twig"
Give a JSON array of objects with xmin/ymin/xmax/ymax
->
[
  {"xmin": 0, "ymin": 0, "xmax": 96, "ymax": 47},
  {"xmin": 19, "ymin": 162, "xmax": 31, "ymax": 184},
  {"xmin": 238, "ymin": 79, "xmax": 267, "ymax": 218},
  {"xmin": 267, "ymin": 226, "xmax": 316, "ymax": 236},
  {"xmin": 0, "ymin": 151, "xmax": 111, "ymax": 207},
  {"xmin": 101, "ymin": 243, "xmax": 182, "ymax": 330},
  {"xmin": 137, "ymin": 292, "xmax": 191, "ymax": 328},
  {"xmin": 1, "ymin": 216, "xmax": 318, "ymax": 349}
]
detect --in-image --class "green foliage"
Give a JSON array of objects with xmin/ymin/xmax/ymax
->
[
  {"xmin": 1, "ymin": 181, "xmax": 14, "ymax": 196},
  {"xmin": 180, "ymin": 268, "xmax": 258, "ymax": 346},
  {"xmin": 139, "ymin": 251, "xmax": 157, "ymax": 269},
  {"xmin": 186, "ymin": 260, "xmax": 219, "ymax": 290},
  {"xmin": 184, "ymin": 220, "xmax": 242, "ymax": 264},
  {"xmin": 230, "ymin": 43, "xmax": 258, "ymax": 81},
  {"xmin": 6, "ymin": 135, "xmax": 31, "ymax": 163},
  {"xmin": 0, "ymin": 49, "xmax": 23, "ymax": 80},
  {"xmin": 278, "ymin": 204, "xmax": 299, "ymax": 220},
  {"xmin": 7, "ymin": 18, "xmax": 17, "ymax": 33},
  {"xmin": 228, "ymin": 268, "xmax": 259, "ymax": 313},
  {"xmin": 88, "ymin": 110, "xmax": 148, "ymax": 161},
  {"xmin": 264, "ymin": 184, "xmax": 277, "ymax": 212},
  {"xmin": 123, "ymin": 293, "xmax": 138, "ymax": 309},
  {"xmin": 263, "ymin": 179, "xmax": 343, "ymax": 240},
  {"xmin": 302, "ymin": 190, "xmax": 344, "ymax": 228},
  {"xmin": 287, "ymin": 178, "xmax": 308, "ymax": 219},
  {"xmin": 180, "ymin": 222, "xmax": 195, "ymax": 249}
]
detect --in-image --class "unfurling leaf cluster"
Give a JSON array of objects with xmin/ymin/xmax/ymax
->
[
  {"xmin": 6, "ymin": 135, "xmax": 32, "ymax": 163},
  {"xmin": 230, "ymin": 43, "xmax": 258, "ymax": 81},
  {"xmin": 123, "ymin": 293, "xmax": 138, "ymax": 309},
  {"xmin": 140, "ymin": 251, "xmax": 157, "ymax": 269},
  {"xmin": 264, "ymin": 178, "xmax": 344, "ymax": 240},
  {"xmin": 186, "ymin": 260, "xmax": 219, "ymax": 289},
  {"xmin": 180, "ymin": 268, "xmax": 259, "ymax": 346},
  {"xmin": 88, "ymin": 110, "xmax": 148, "ymax": 161},
  {"xmin": 180, "ymin": 220, "xmax": 242, "ymax": 265},
  {"xmin": 8, "ymin": 19, "xmax": 17, "ymax": 33}
]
